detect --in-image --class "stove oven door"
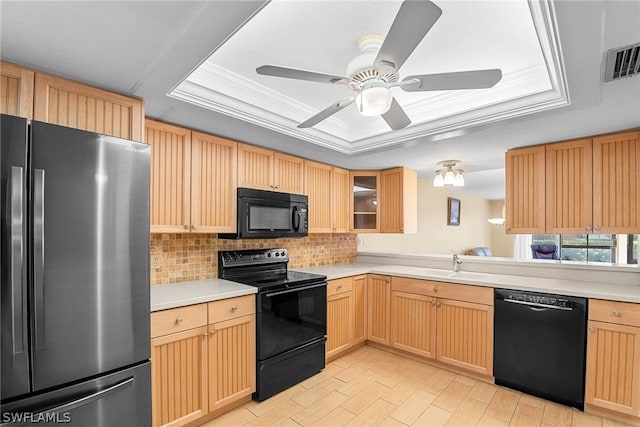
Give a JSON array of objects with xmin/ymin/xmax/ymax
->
[{"xmin": 256, "ymin": 282, "xmax": 327, "ymax": 360}]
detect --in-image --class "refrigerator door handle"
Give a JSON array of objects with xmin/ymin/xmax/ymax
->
[
  {"xmin": 33, "ymin": 168, "xmax": 46, "ymax": 350},
  {"xmin": 34, "ymin": 377, "xmax": 134, "ymax": 416},
  {"xmin": 9, "ymin": 166, "xmax": 25, "ymax": 354}
]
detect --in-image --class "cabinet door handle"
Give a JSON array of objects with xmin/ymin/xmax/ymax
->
[
  {"xmin": 612, "ymin": 310, "xmax": 621, "ymax": 317},
  {"xmin": 585, "ymin": 224, "xmax": 592, "ymax": 231},
  {"xmin": 436, "ymin": 302, "xmax": 441, "ymax": 307},
  {"xmin": 431, "ymin": 300, "xmax": 436, "ymax": 306},
  {"xmin": 184, "ymin": 224, "xmax": 191, "ymax": 229},
  {"xmin": 336, "ymin": 285, "xmax": 342, "ymax": 290},
  {"xmin": 433, "ymin": 287, "xmax": 438, "ymax": 293},
  {"xmin": 191, "ymin": 224, "xmax": 198, "ymax": 230},
  {"xmin": 175, "ymin": 317, "xmax": 183, "ymax": 324},
  {"xmin": 589, "ymin": 327, "xmax": 595, "ymax": 333},
  {"xmin": 594, "ymin": 225, "xmax": 601, "ymax": 231},
  {"xmin": 210, "ymin": 330, "xmax": 216, "ymax": 336},
  {"xmin": 231, "ymin": 305, "xmax": 238, "ymax": 312}
]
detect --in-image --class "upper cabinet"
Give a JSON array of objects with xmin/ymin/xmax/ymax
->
[
  {"xmin": 146, "ymin": 119, "xmax": 237, "ymax": 233},
  {"xmin": 304, "ymin": 161, "xmax": 350, "ymax": 233},
  {"xmin": 350, "ymin": 171, "xmax": 380, "ymax": 232},
  {"xmin": 505, "ymin": 145, "xmax": 546, "ymax": 234},
  {"xmin": 379, "ymin": 167, "xmax": 418, "ymax": 233},
  {"xmin": 34, "ymin": 72, "xmax": 144, "ymax": 142},
  {"xmin": 545, "ymin": 138, "xmax": 593, "ymax": 233},
  {"xmin": 592, "ymin": 131, "xmax": 640, "ymax": 233},
  {"xmin": 506, "ymin": 130, "xmax": 640, "ymax": 234},
  {"xmin": 0, "ymin": 61, "xmax": 34, "ymax": 119},
  {"xmin": 237, "ymin": 143, "xmax": 304, "ymax": 194},
  {"xmin": 351, "ymin": 168, "xmax": 418, "ymax": 233}
]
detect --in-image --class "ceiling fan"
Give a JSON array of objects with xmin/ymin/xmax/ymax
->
[{"xmin": 255, "ymin": 0, "xmax": 502, "ymax": 130}]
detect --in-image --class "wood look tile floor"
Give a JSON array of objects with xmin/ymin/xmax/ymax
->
[{"xmin": 202, "ymin": 346, "xmax": 630, "ymax": 427}]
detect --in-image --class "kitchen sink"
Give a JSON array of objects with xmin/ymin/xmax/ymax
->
[{"xmin": 405, "ymin": 268, "xmax": 486, "ymax": 281}]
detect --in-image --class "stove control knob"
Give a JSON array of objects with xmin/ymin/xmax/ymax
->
[
  {"xmin": 267, "ymin": 253, "xmax": 272, "ymax": 257},
  {"xmin": 280, "ymin": 251, "xmax": 286, "ymax": 256}
]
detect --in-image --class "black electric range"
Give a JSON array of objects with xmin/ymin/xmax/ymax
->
[{"xmin": 218, "ymin": 248, "xmax": 327, "ymax": 401}]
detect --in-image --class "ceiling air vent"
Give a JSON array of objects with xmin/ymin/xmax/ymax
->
[{"xmin": 603, "ymin": 42, "xmax": 640, "ymax": 82}]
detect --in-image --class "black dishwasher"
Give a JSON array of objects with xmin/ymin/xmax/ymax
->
[{"xmin": 494, "ymin": 289, "xmax": 587, "ymax": 409}]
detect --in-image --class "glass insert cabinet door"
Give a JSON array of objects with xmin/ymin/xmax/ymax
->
[{"xmin": 351, "ymin": 171, "xmax": 379, "ymax": 232}]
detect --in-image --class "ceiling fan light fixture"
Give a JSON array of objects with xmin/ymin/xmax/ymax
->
[
  {"xmin": 433, "ymin": 173, "xmax": 444, "ymax": 187},
  {"xmin": 355, "ymin": 81, "xmax": 393, "ymax": 116},
  {"xmin": 433, "ymin": 160, "xmax": 465, "ymax": 188}
]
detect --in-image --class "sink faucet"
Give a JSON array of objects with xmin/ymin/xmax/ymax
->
[{"xmin": 452, "ymin": 252, "xmax": 463, "ymax": 272}]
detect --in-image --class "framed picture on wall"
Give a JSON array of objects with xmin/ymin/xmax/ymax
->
[{"xmin": 448, "ymin": 197, "xmax": 461, "ymax": 226}]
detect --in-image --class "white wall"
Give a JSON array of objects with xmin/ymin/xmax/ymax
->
[
  {"xmin": 357, "ymin": 179, "xmax": 493, "ymax": 254},
  {"xmin": 488, "ymin": 199, "xmax": 515, "ymax": 257}
]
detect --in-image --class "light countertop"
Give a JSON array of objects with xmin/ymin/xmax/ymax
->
[
  {"xmin": 293, "ymin": 263, "xmax": 640, "ymax": 304},
  {"xmin": 150, "ymin": 279, "xmax": 256, "ymax": 312}
]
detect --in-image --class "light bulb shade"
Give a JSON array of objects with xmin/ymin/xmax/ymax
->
[
  {"xmin": 355, "ymin": 81, "xmax": 393, "ymax": 116},
  {"xmin": 443, "ymin": 170, "xmax": 455, "ymax": 185},
  {"xmin": 487, "ymin": 218, "xmax": 506, "ymax": 225},
  {"xmin": 453, "ymin": 172, "xmax": 464, "ymax": 187},
  {"xmin": 433, "ymin": 173, "xmax": 444, "ymax": 187}
]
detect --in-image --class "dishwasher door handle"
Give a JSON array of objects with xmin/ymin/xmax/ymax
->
[{"xmin": 503, "ymin": 299, "xmax": 573, "ymax": 311}]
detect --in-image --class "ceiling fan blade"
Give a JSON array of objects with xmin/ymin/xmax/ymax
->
[
  {"xmin": 256, "ymin": 65, "xmax": 349, "ymax": 84},
  {"xmin": 297, "ymin": 97, "xmax": 355, "ymax": 128},
  {"xmin": 382, "ymin": 98, "xmax": 411, "ymax": 130},
  {"xmin": 374, "ymin": 0, "xmax": 442, "ymax": 72},
  {"xmin": 401, "ymin": 69, "xmax": 503, "ymax": 91}
]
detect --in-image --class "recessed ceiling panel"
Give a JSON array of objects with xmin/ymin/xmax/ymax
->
[{"xmin": 170, "ymin": 0, "xmax": 568, "ymax": 154}]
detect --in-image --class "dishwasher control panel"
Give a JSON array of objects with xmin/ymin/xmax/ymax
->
[{"xmin": 503, "ymin": 292, "xmax": 571, "ymax": 308}]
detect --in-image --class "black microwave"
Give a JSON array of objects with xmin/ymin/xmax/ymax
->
[{"xmin": 219, "ymin": 188, "xmax": 308, "ymax": 239}]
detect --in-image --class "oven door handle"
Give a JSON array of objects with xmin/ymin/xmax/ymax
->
[{"xmin": 264, "ymin": 282, "xmax": 326, "ymax": 298}]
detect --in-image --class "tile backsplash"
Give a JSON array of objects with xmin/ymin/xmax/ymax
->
[{"xmin": 150, "ymin": 233, "xmax": 357, "ymax": 285}]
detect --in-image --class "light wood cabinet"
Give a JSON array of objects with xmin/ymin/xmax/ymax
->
[
  {"xmin": 327, "ymin": 278, "xmax": 354, "ymax": 360},
  {"xmin": 190, "ymin": 131, "xmax": 237, "ymax": 233},
  {"xmin": 237, "ymin": 143, "xmax": 304, "ymax": 194},
  {"xmin": 505, "ymin": 145, "xmax": 546, "ymax": 234},
  {"xmin": 380, "ymin": 167, "xmax": 418, "ymax": 233},
  {"xmin": 367, "ymin": 274, "xmax": 391, "ymax": 345},
  {"xmin": 506, "ymin": 130, "xmax": 640, "ymax": 234},
  {"xmin": 436, "ymin": 298, "xmax": 493, "ymax": 376},
  {"xmin": 151, "ymin": 306, "xmax": 209, "ymax": 427},
  {"xmin": 34, "ymin": 72, "xmax": 144, "ymax": 142},
  {"xmin": 332, "ymin": 167, "xmax": 351, "ymax": 233},
  {"xmin": 208, "ymin": 314, "xmax": 256, "ymax": 412},
  {"xmin": 151, "ymin": 295, "xmax": 255, "ymax": 427},
  {"xmin": 351, "ymin": 171, "xmax": 380, "ymax": 232},
  {"xmin": 305, "ymin": 161, "xmax": 350, "ymax": 233},
  {"xmin": 146, "ymin": 119, "xmax": 237, "ymax": 233},
  {"xmin": 391, "ymin": 291, "xmax": 436, "ymax": 358},
  {"xmin": 389, "ymin": 277, "xmax": 493, "ymax": 376},
  {"xmin": 352, "ymin": 275, "xmax": 367, "ymax": 345},
  {"xmin": 585, "ymin": 299, "xmax": 640, "ymax": 417},
  {"xmin": 0, "ymin": 61, "xmax": 34, "ymax": 119},
  {"xmin": 325, "ymin": 274, "xmax": 368, "ymax": 361},
  {"xmin": 592, "ymin": 131, "xmax": 640, "ymax": 233}
]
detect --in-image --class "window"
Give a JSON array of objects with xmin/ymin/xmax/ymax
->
[
  {"xmin": 560, "ymin": 234, "xmax": 616, "ymax": 263},
  {"xmin": 531, "ymin": 234, "xmax": 619, "ymax": 263},
  {"xmin": 629, "ymin": 234, "xmax": 639, "ymax": 264}
]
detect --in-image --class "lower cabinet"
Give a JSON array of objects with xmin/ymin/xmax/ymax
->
[
  {"xmin": 585, "ymin": 299, "xmax": 640, "ymax": 417},
  {"xmin": 326, "ymin": 275, "xmax": 367, "ymax": 360},
  {"xmin": 390, "ymin": 277, "xmax": 494, "ymax": 376},
  {"xmin": 150, "ymin": 295, "xmax": 256, "ymax": 427},
  {"xmin": 367, "ymin": 274, "xmax": 391, "ymax": 345}
]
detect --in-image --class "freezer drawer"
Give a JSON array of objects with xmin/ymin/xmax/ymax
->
[{"xmin": 0, "ymin": 361, "xmax": 151, "ymax": 427}]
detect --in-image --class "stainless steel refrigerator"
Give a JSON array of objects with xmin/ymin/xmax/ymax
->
[{"xmin": 1, "ymin": 114, "xmax": 151, "ymax": 426}]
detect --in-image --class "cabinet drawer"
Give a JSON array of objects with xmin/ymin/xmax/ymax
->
[
  {"xmin": 391, "ymin": 277, "xmax": 436, "ymax": 296},
  {"xmin": 589, "ymin": 299, "xmax": 640, "ymax": 327},
  {"xmin": 151, "ymin": 304, "xmax": 208, "ymax": 338},
  {"xmin": 436, "ymin": 282, "xmax": 493, "ymax": 306},
  {"xmin": 328, "ymin": 277, "xmax": 353, "ymax": 296},
  {"xmin": 208, "ymin": 295, "xmax": 255, "ymax": 323}
]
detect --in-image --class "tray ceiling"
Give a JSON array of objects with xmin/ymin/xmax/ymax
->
[{"xmin": 170, "ymin": 0, "xmax": 569, "ymax": 154}]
